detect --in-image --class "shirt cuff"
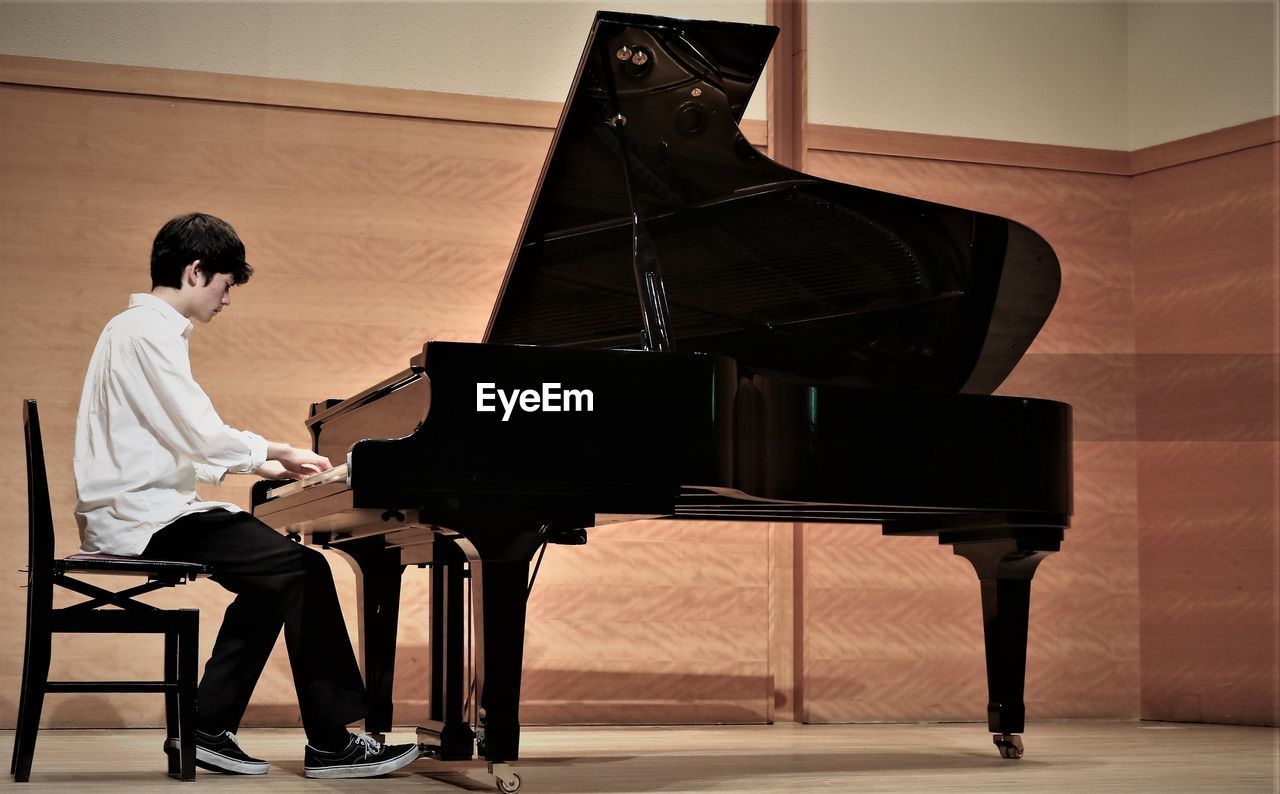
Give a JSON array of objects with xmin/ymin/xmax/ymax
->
[{"xmin": 240, "ymin": 432, "xmax": 269, "ymax": 473}]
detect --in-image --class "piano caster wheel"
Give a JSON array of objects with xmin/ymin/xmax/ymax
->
[
  {"xmin": 993, "ymin": 733, "xmax": 1024, "ymax": 759},
  {"xmin": 490, "ymin": 762, "xmax": 521, "ymax": 793}
]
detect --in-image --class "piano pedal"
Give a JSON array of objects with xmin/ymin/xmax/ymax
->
[
  {"xmin": 417, "ymin": 721, "xmax": 476, "ymax": 762},
  {"xmin": 993, "ymin": 733, "xmax": 1024, "ymax": 759}
]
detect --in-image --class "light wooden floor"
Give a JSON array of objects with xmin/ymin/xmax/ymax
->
[{"xmin": 3, "ymin": 721, "xmax": 1277, "ymax": 792}]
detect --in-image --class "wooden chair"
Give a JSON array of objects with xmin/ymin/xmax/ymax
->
[{"xmin": 12, "ymin": 399, "xmax": 208, "ymax": 782}]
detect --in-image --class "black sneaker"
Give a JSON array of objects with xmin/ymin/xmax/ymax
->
[
  {"xmin": 303, "ymin": 733, "xmax": 420, "ymax": 779},
  {"xmin": 192, "ymin": 729, "xmax": 269, "ymax": 775}
]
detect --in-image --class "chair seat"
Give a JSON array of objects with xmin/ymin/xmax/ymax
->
[{"xmin": 56, "ymin": 553, "xmax": 208, "ymax": 577}]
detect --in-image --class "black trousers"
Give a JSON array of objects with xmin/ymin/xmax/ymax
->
[{"xmin": 142, "ymin": 509, "xmax": 366, "ymax": 746}]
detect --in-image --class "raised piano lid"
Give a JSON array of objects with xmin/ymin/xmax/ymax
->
[{"xmin": 483, "ymin": 11, "xmax": 1061, "ymax": 395}]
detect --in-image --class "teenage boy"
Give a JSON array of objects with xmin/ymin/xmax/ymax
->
[{"xmin": 73, "ymin": 212, "xmax": 419, "ymax": 779}]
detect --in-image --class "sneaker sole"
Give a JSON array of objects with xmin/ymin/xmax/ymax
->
[
  {"xmin": 303, "ymin": 745, "xmax": 420, "ymax": 779},
  {"xmin": 195, "ymin": 746, "xmax": 269, "ymax": 775}
]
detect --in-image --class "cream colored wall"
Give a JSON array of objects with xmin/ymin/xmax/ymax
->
[
  {"xmin": 1127, "ymin": 1, "xmax": 1279, "ymax": 150},
  {"xmin": 0, "ymin": 0, "xmax": 769, "ymax": 116},
  {"xmin": 808, "ymin": 1, "xmax": 1130, "ymax": 148},
  {"xmin": 3, "ymin": 1, "xmax": 1276, "ymax": 148},
  {"xmin": 810, "ymin": 0, "xmax": 1277, "ymax": 150}
]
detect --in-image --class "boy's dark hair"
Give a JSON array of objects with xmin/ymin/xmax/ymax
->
[{"xmin": 150, "ymin": 212, "xmax": 253, "ymax": 289}]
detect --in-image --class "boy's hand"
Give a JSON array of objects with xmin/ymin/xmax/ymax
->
[
  {"xmin": 277, "ymin": 446, "xmax": 333, "ymax": 478},
  {"xmin": 265, "ymin": 443, "xmax": 334, "ymax": 479},
  {"xmin": 254, "ymin": 460, "xmax": 300, "ymax": 480}
]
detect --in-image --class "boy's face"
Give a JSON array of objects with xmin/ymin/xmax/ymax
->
[{"xmin": 186, "ymin": 263, "xmax": 236, "ymax": 323}]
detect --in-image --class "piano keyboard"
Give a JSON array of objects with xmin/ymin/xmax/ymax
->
[{"xmin": 265, "ymin": 462, "xmax": 350, "ymax": 500}]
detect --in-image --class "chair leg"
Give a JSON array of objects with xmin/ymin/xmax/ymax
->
[
  {"xmin": 13, "ymin": 625, "xmax": 51, "ymax": 783},
  {"xmin": 177, "ymin": 612, "xmax": 199, "ymax": 782},
  {"xmin": 11, "ymin": 615, "xmax": 33, "ymax": 776},
  {"xmin": 164, "ymin": 629, "xmax": 180, "ymax": 777}
]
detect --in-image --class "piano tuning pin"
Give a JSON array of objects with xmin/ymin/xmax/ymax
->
[
  {"xmin": 620, "ymin": 46, "xmax": 652, "ymax": 77},
  {"xmin": 615, "ymin": 46, "xmax": 633, "ymax": 61}
]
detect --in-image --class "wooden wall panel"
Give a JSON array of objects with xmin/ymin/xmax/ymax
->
[
  {"xmin": 521, "ymin": 520, "xmax": 771, "ymax": 725},
  {"xmin": 5, "ymin": 57, "xmax": 1273, "ymax": 733},
  {"xmin": 800, "ymin": 149, "xmax": 1140, "ymax": 722},
  {"xmin": 1132, "ymin": 141, "xmax": 1279, "ymax": 727},
  {"xmin": 0, "ymin": 83, "xmax": 774, "ymax": 729}
]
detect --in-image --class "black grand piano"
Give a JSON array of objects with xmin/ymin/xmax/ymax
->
[{"xmin": 252, "ymin": 11, "xmax": 1071, "ymax": 793}]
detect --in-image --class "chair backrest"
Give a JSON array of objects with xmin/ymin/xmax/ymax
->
[{"xmin": 23, "ymin": 400, "xmax": 56, "ymax": 598}]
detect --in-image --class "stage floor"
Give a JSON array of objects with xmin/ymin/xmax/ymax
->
[{"xmin": 4, "ymin": 720, "xmax": 1277, "ymax": 792}]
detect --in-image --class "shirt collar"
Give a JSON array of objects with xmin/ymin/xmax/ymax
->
[{"xmin": 128, "ymin": 293, "xmax": 194, "ymax": 339}]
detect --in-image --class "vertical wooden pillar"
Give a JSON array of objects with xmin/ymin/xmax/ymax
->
[
  {"xmin": 767, "ymin": 0, "xmax": 807, "ymax": 171},
  {"xmin": 765, "ymin": 0, "xmax": 809, "ymax": 725},
  {"xmin": 767, "ymin": 522, "xmax": 806, "ymax": 722}
]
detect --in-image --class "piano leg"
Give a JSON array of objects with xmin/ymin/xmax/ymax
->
[
  {"xmin": 468, "ymin": 557, "xmax": 531, "ymax": 764},
  {"xmin": 948, "ymin": 534, "xmax": 1059, "ymax": 760},
  {"xmin": 332, "ymin": 538, "xmax": 405, "ymax": 738},
  {"xmin": 423, "ymin": 536, "xmax": 475, "ymax": 760}
]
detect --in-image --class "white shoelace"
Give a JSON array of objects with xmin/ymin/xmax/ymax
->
[{"xmin": 352, "ymin": 733, "xmax": 383, "ymax": 759}]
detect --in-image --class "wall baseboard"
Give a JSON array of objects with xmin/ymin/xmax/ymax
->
[
  {"xmin": 808, "ymin": 122, "xmax": 1131, "ymax": 175},
  {"xmin": 6, "ymin": 54, "xmax": 1272, "ymax": 175},
  {"xmin": 810, "ymin": 117, "xmax": 1280, "ymax": 176},
  {"xmin": 1130, "ymin": 116, "xmax": 1280, "ymax": 175},
  {"xmin": 0, "ymin": 53, "xmax": 770, "ymax": 144}
]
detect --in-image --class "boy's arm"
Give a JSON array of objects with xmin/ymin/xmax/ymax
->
[
  {"xmin": 128, "ymin": 334, "xmax": 331, "ymax": 476},
  {"xmin": 193, "ymin": 461, "xmax": 229, "ymax": 484}
]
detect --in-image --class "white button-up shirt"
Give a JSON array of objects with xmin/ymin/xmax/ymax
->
[{"xmin": 74, "ymin": 293, "xmax": 268, "ymax": 555}]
